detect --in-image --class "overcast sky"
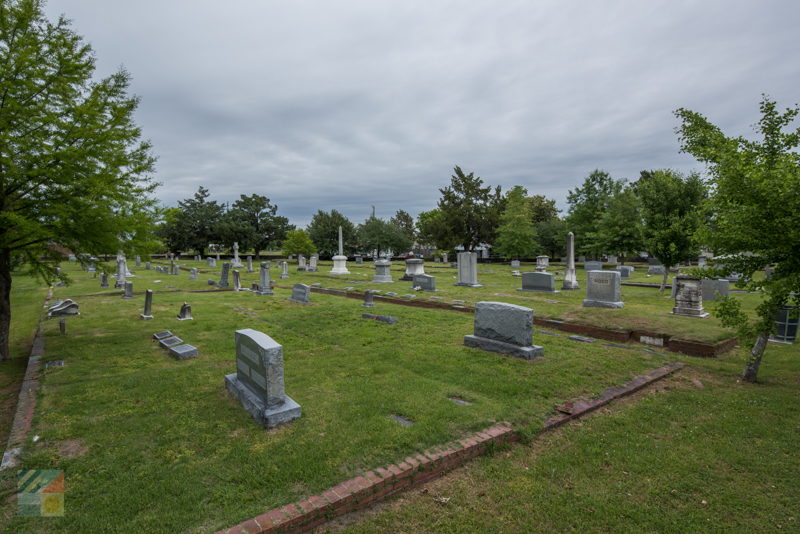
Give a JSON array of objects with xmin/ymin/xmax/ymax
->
[{"xmin": 44, "ymin": 0, "xmax": 800, "ymax": 227}]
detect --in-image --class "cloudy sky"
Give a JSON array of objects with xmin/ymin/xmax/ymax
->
[{"xmin": 44, "ymin": 0, "xmax": 800, "ymax": 227}]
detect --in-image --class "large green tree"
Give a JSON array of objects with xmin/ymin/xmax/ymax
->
[
  {"xmin": 594, "ymin": 187, "xmax": 644, "ymax": 263},
  {"xmin": 494, "ymin": 186, "xmax": 539, "ymax": 260},
  {"xmin": 527, "ymin": 194, "xmax": 560, "ymax": 224},
  {"xmin": 0, "ymin": 1, "xmax": 158, "ymax": 360},
  {"xmin": 635, "ymin": 169, "xmax": 706, "ymax": 291},
  {"xmin": 676, "ymin": 96, "xmax": 800, "ymax": 382},
  {"xmin": 281, "ymin": 229, "xmax": 316, "ymax": 257},
  {"xmin": 389, "ymin": 209, "xmax": 416, "ymax": 245},
  {"xmin": 218, "ymin": 194, "xmax": 292, "ymax": 257},
  {"xmin": 415, "ymin": 209, "xmax": 456, "ymax": 252},
  {"xmin": 357, "ymin": 216, "xmax": 411, "ymax": 257},
  {"xmin": 436, "ymin": 166, "xmax": 503, "ymax": 251},
  {"xmin": 306, "ymin": 209, "xmax": 356, "ymax": 258},
  {"xmin": 174, "ymin": 186, "xmax": 224, "ymax": 256},
  {"xmin": 566, "ymin": 170, "xmax": 624, "ymax": 255}
]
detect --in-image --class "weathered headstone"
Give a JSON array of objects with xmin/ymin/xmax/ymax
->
[
  {"xmin": 442, "ymin": 252, "xmax": 448, "ymax": 264},
  {"xmin": 672, "ymin": 275, "xmax": 708, "ymax": 317},
  {"xmin": 607, "ymin": 255, "xmax": 618, "ymax": 264},
  {"xmin": 518, "ymin": 272, "xmax": 558, "ymax": 293},
  {"xmin": 455, "ymin": 252, "xmax": 482, "ymax": 287},
  {"xmin": 280, "ymin": 261, "xmax": 289, "ymax": 279},
  {"xmin": 232, "ymin": 270, "xmax": 242, "ymax": 291},
  {"xmin": 536, "ymin": 256, "xmax": 549, "ymax": 272},
  {"xmin": 169, "ymin": 344, "xmax": 198, "ymax": 360},
  {"xmin": 355, "ymin": 255, "xmax": 363, "ymax": 264},
  {"xmin": 100, "ymin": 272, "xmax": 109, "ymax": 288},
  {"xmin": 218, "ymin": 262, "xmax": 231, "ymax": 288},
  {"xmin": 412, "ymin": 274, "xmax": 436, "ymax": 292},
  {"xmin": 225, "ymin": 328, "xmax": 302, "ymax": 428},
  {"xmin": 59, "ymin": 318, "xmax": 66, "ymax": 335},
  {"xmin": 562, "ymin": 232, "xmax": 579, "ymax": 290},
  {"xmin": 330, "ymin": 226, "xmax": 350, "ymax": 274},
  {"xmin": 463, "ymin": 301, "xmax": 544, "ymax": 360},
  {"xmin": 582, "ymin": 270, "xmax": 623, "ymax": 308},
  {"xmin": 578, "ymin": 255, "xmax": 586, "ymax": 263},
  {"xmin": 159, "ymin": 335, "xmax": 183, "ymax": 349},
  {"xmin": 47, "ymin": 299, "xmax": 79, "ymax": 317},
  {"xmin": 584, "ymin": 261, "xmax": 603, "ymax": 271},
  {"xmin": 297, "ymin": 255, "xmax": 306, "ymax": 271},
  {"xmin": 510, "ymin": 259, "xmax": 521, "ymax": 268},
  {"xmin": 362, "ymin": 313, "xmax": 397, "ymax": 324},
  {"xmin": 87, "ymin": 260, "xmax": 96, "ymax": 273},
  {"xmin": 145, "ymin": 261, "xmax": 151, "ymax": 270},
  {"xmin": 177, "ymin": 302, "xmax": 193, "ymax": 321},
  {"xmin": 189, "ymin": 267, "xmax": 198, "ymax": 280},
  {"xmin": 231, "ymin": 242, "xmax": 244, "ymax": 268},
  {"xmin": 648, "ymin": 265, "xmax": 666, "ymax": 275},
  {"xmin": 135, "ymin": 255, "xmax": 141, "ymax": 268},
  {"xmin": 140, "ymin": 289, "xmax": 154, "ymax": 319},
  {"xmin": 701, "ymin": 278, "xmax": 729, "ymax": 301},
  {"xmin": 288, "ymin": 284, "xmax": 311, "ymax": 304},
  {"xmin": 401, "ymin": 258, "xmax": 425, "ymax": 281},
  {"xmin": 247, "ymin": 256, "xmax": 253, "ymax": 273},
  {"xmin": 362, "ymin": 290, "xmax": 375, "ymax": 308},
  {"xmin": 255, "ymin": 262, "xmax": 273, "ymax": 295},
  {"xmin": 153, "ymin": 330, "xmax": 172, "ymax": 341},
  {"xmin": 122, "ymin": 281, "xmax": 134, "ymax": 299},
  {"xmin": 372, "ymin": 259, "xmax": 393, "ymax": 283},
  {"xmin": 308, "ymin": 254, "xmax": 318, "ymax": 272},
  {"xmin": 207, "ymin": 257, "xmax": 216, "ymax": 268},
  {"xmin": 616, "ymin": 265, "xmax": 634, "ymax": 279}
]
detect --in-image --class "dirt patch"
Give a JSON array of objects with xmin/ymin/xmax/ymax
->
[
  {"xmin": 0, "ymin": 357, "xmax": 30, "ymax": 446},
  {"xmin": 56, "ymin": 438, "xmax": 89, "ymax": 459}
]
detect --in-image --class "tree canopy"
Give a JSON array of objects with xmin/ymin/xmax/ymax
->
[
  {"xmin": 0, "ymin": 0, "xmax": 158, "ymax": 360},
  {"xmin": 306, "ymin": 209, "xmax": 356, "ymax": 258},
  {"xmin": 566, "ymin": 170, "xmax": 624, "ymax": 255},
  {"xmin": 494, "ymin": 186, "xmax": 539, "ymax": 260},
  {"xmin": 436, "ymin": 166, "xmax": 503, "ymax": 251},
  {"xmin": 281, "ymin": 229, "xmax": 316, "ymax": 257}
]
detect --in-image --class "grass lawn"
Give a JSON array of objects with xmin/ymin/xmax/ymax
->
[{"xmin": 0, "ymin": 261, "xmax": 669, "ymax": 533}]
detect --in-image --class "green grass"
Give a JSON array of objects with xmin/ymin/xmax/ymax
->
[
  {"xmin": 0, "ymin": 261, "xmax": 672, "ymax": 533},
  {"xmin": 336, "ymin": 341, "xmax": 800, "ymax": 533}
]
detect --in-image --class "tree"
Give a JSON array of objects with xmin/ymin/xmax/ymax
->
[
  {"xmin": 635, "ymin": 169, "xmax": 706, "ymax": 291},
  {"xmin": 155, "ymin": 207, "xmax": 185, "ymax": 254},
  {"xmin": 357, "ymin": 216, "xmax": 411, "ymax": 257},
  {"xmin": 594, "ymin": 187, "xmax": 644, "ymax": 263},
  {"xmin": 676, "ymin": 96, "xmax": 800, "ymax": 382},
  {"xmin": 536, "ymin": 218, "xmax": 568, "ymax": 258},
  {"xmin": 0, "ymin": 1, "xmax": 158, "ymax": 360},
  {"xmin": 281, "ymin": 229, "xmax": 316, "ymax": 257},
  {"xmin": 416, "ymin": 209, "xmax": 456, "ymax": 252},
  {"xmin": 436, "ymin": 166, "xmax": 503, "ymax": 251},
  {"xmin": 566, "ymin": 170, "xmax": 624, "ymax": 255},
  {"xmin": 494, "ymin": 186, "xmax": 539, "ymax": 260},
  {"xmin": 306, "ymin": 209, "xmax": 356, "ymax": 258},
  {"xmin": 175, "ymin": 186, "xmax": 224, "ymax": 256},
  {"xmin": 221, "ymin": 194, "xmax": 293, "ymax": 257},
  {"xmin": 527, "ymin": 194, "xmax": 560, "ymax": 224},
  {"xmin": 389, "ymin": 209, "xmax": 416, "ymax": 244}
]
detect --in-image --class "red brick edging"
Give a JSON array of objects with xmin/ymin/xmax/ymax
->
[{"xmin": 216, "ymin": 362, "xmax": 684, "ymax": 534}]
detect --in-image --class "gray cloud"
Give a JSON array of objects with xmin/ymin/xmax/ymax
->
[{"xmin": 45, "ymin": 0, "xmax": 800, "ymax": 226}]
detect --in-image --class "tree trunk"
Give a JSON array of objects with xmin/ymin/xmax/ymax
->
[
  {"xmin": 659, "ymin": 270, "xmax": 668, "ymax": 292},
  {"xmin": 0, "ymin": 249, "xmax": 12, "ymax": 361},
  {"xmin": 742, "ymin": 331, "xmax": 769, "ymax": 383}
]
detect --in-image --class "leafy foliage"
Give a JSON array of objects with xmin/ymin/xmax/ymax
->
[
  {"xmin": 218, "ymin": 194, "xmax": 293, "ymax": 257},
  {"xmin": 494, "ymin": 186, "xmax": 539, "ymax": 259},
  {"xmin": 594, "ymin": 187, "xmax": 644, "ymax": 261},
  {"xmin": 306, "ymin": 209, "xmax": 356, "ymax": 258},
  {"xmin": 415, "ymin": 209, "xmax": 456, "ymax": 252},
  {"xmin": 436, "ymin": 166, "xmax": 504, "ymax": 251},
  {"xmin": 357, "ymin": 217, "xmax": 411, "ymax": 257},
  {"xmin": 281, "ymin": 229, "xmax": 316, "ymax": 257},
  {"xmin": 566, "ymin": 170, "xmax": 624, "ymax": 255}
]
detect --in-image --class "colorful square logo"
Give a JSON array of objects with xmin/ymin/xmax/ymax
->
[{"xmin": 17, "ymin": 469, "xmax": 64, "ymax": 517}]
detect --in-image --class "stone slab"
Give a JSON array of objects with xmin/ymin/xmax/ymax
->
[
  {"xmin": 159, "ymin": 336, "xmax": 183, "ymax": 348},
  {"xmin": 153, "ymin": 330, "xmax": 173, "ymax": 340},
  {"xmin": 463, "ymin": 335, "xmax": 543, "ymax": 360},
  {"xmin": 224, "ymin": 374, "xmax": 301, "ymax": 429},
  {"xmin": 169, "ymin": 344, "xmax": 198, "ymax": 360}
]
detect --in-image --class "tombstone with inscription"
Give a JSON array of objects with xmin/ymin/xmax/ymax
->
[
  {"xmin": 584, "ymin": 260, "xmax": 603, "ymax": 271},
  {"xmin": 582, "ymin": 270, "xmax": 624, "ymax": 308},
  {"xmin": 255, "ymin": 262, "xmax": 273, "ymax": 295},
  {"xmin": 455, "ymin": 252, "xmax": 482, "ymax": 287},
  {"xmin": 225, "ymin": 329, "xmax": 302, "ymax": 428},
  {"xmin": 100, "ymin": 272, "xmax": 109, "ymax": 288},
  {"xmin": 308, "ymin": 254, "xmax": 318, "ymax": 272},
  {"xmin": 401, "ymin": 258, "xmax": 425, "ymax": 281},
  {"xmin": 616, "ymin": 265, "xmax": 634, "ymax": 279},
  {"xmin": 218, "ymin": 262, "xmax": 231, "ymax": 288},
  {"xmin": 672, "ymin": 275, "xmax": 708, "ymax": 317},
  {"xmin": 232, "ymin": 270, "xmax": 242, "ymax": 291},
  {"xmin": 280, "ymin": 261, "xmax": 289, "ymax": 279},
  {"xmin": 288, "ymin": 283, "xmax": 311, "ymax": 304},
  {"xmin": 562, "ymin": 232, "xmax": 579, "ymax": 290},
  {"xmin": 362, "ymin": 290, "xmax": 375, "ymax": 308},
  {"xmin": 464, "ymin": 301, "xmax": 544, "ymax": 360},
  {"xmin": 536, "ymin": 256, "xmax": 549, "ymax": 272},
  {"xmin": 140, "ymin": 289, "xmax": 154, "ymax": 320},
  {"xmin": 701, "ymin": 278, "xmax": 729, "ymax": 301},
  {"xmin": 413, "ymin": 274, "xmax": 436, "ymax": 292},
  {"xmin": 518, "ymin": 272, "xmax": 558, "ymax": 293},
  {"xmin": 247, "ymin": 256, "xmax": 253, "ymax": 273},
  {"xmin": 177, "ymin": 302, "xmax": 193, "ymax": 321},
  {"xmin": 372, "ymin": 259, "xmax": 393, "ymax": 283},
  {"xmin": 122, "ymin": 281, "xmax": 134, "ymax": 299},
  {"xmin": 189, "ymin": 268, "xmax": 198, "ymax": 281},
  {"xmin": 510, "ymin": 260, "xmax": 521, "ymax": 268}
]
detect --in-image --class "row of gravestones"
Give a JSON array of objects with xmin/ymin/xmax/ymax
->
[{"xmin": 152, "ymin": 330, "xmax": 198, "ymax": 360}]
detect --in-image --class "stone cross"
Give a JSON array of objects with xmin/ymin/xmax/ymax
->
[
  {"xmin": 140, "ymin": 289, "xmax": 154, "ymax": 319},
  {"xmin": 177, "ymin": 302, "xmax": 193, "ymax": 321},
  {"xmin": 561, "ymin": 232, "xmax": 579, "ymax": 290},
  {"xmin": 232, "ymin": 242, "xmax": 242, "ymax": 267}
]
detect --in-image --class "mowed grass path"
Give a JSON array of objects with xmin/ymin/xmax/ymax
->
[{"xmin": 1, "ymin": 263, "xmax": 667, "ymax": 533}]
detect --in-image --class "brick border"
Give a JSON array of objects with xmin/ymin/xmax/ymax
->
[{"xmin": 216, "ymin": 362, "xmax": 684, "ymax": 534}]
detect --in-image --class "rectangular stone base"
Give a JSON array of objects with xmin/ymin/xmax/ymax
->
[
  {"xmin": 517, "ymin": 288, "xmax": 560, "ymax": 293},
  {"xmin": 464, "ymin": 335, "xmax": 543, "ymax": 360},
  {"xmin": 455, "ymin": 283, "xmax": 483, "ymax": 288},
  {"xmin": 254, "ymin": 290, "xmax": 273, "ymax": 296},
  {"xmin": 287, "ymin": 298, "xmax": 309, "ymax": 305},
  {"xmin": 224, "ymin": 374, "xmax": 302, "ymax": 428},
  {"xmin": 583, "ymin": 299, "xmax": 624, "ymax": 309},
  {"xmin": 671, "ymin": 310, "xmax": 709, "ymax": 318},
  {"xmin": 139, "ymin": 314, "xmax": 153, "ymax": 320},
  {"xmin": 561, "ymin": 282, "xmax": 580, "ymax": 290},
  {"xmin": 169, "ymin": 344, "xmax": 198, "ymax": 360}
]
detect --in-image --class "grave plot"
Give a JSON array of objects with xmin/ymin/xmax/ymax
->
[{"xmin": 11, "ymin": 287, "xmax": 668, "ymax": 534}]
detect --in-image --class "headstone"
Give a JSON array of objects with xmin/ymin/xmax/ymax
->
[
  {"xmin": 189, "ymin": 268, "xmax": 198, "ymax": 280},
  {"xmin": 218, "ymin": 262, "xmax": 231, "ymax": 288},
  {"xmin": 135, "ymin": 255, "xmax": 141, "ymax": 268},
  {"xmin": 412, "ymin": 274, "xmax": 436, "ymax": 292},
  {"xmin": 122, "ymin": 281, "xmax": 134, "ymax": 299},
  {"xmin": 297, "ymin": 255, "xmax": 306, "ymax": 271},
  {"xmin": 562, "ymin": 232, "xmax": 579, "ymax": 290},
  {"xmin": 177, "ymin": 302, "xmax": 193, "ymax": 321},
  {"xmin": 280, "ymin": 261, "xmax": 289, "ymax": 279},
  {"xmin": 510, "ymin": 260, "xmax": 521, "ymax": 268},
  {"xmin": 216, "ymin": 252, "xmax": 220, "ymax": 262},
  {"xmin": 648, "ymin": 265, "xmax": 666, "ymax": 275},
  {"xmin": 225, "ymin": 328, "xmax": 302, "ymax": 428},
  {"xmin": 153, "ymin": 330, "xmax": 173, "ymax": 341},
  {"xmin": 582, "ymin": 270, "xmax": 624, "ymax": 308},
  {"xmin": 463, "ymin": 301, "xmax": 544, "ymax": 360},
  {"xmin": 247, "ymin": 256, "xmax": 253, "ymax": 273},
  {"xmin": 100, "ymin": 272, "xmax": 109, "ymax": 288},
  {"xmin": 442, "ymin": 252, "xmax": 448, "ymax": 264},
  {"xmin": 172, "ymin": 262, "xmax": 180, "ymax": 275},
  {"xmin": 362, "ymin": 313, "xmax": 397, "ymax": 325},
  {"xmin": 672, "ymin": 275, "xmax": 708, "ymax": 317},
  {"xmin": 355, "ymin": 255, "xmax": 363, "ymax": 264},
  {"xmin": 372, "ymin": 259, "xmax": 393, "ymax": 283},
  {"xmin": 231, "ymin": 242, "xmax": 244, "ymax": 268},
  {"xmin": 536, "ymin": 256, "xmax": 549, "ymax": 272},
  {"xmin": 455, "ymin": 252, "xmax": 482, "ymax": 287},
  {"xmin": 518, "ymin": 272, "xmax": 558, "ymax": 293},
  {"xmin": 578, "ymin": 255, "xmax": 586, "ymax": 263},
  {"xmin": 288, "ymin": 283, "xmax": 311, "ymax": 304},
  {"xmin": 114, "ymin": 258, "xmax": 126, "ymax": 288},
  {"xmin": 232, "ymin": 270, "xmax": 242, "ymax": 291},
  {"xmin": 59, "ymin": 317, "xmax": 66, "ymax": 335},
  {"xmin": 362, "ymin": 290, "xmax": 375, "ymax": 308},
  {"xmin": 207, "ymin": 257, "xmax": 216, "ymax": 268},
  {"xmin": 434, "ymin": 258, "xmax": 441, "ymax": 263},
  {"xmin": 47, "ymin": 299, "xmax": 79, "ymax": 317},
  {"xmin": 159, "ymin": 335, "xmax": 183, "ymax": 349},
  {"xmin": 140, "ymin": 289, "xmax": 154, "ymax": 319},
  {"xmin": 168, "ymin": 344, "xmax": 198, "ymax": 360},
  {"xmin": 698, "ymin": 257, "xmax": 707, "ymax": 268},
  {"xmin": 145, "ymin": 261, "xmax": 151, "ymax": 270},
  {"xmin": 308, "ymin": 254, "xmax": 318, "ymax": 272},
  {"xmin": 87, "ymin": 260, "xmax": 96, "ymax": 273},
  {"xmin": 584, "ymin": 261, "xmax": 603, "ymax": 271},
  {"xmin": 401, "ymin": 258, "xmax": 425, "ymax": 281},
  {"xmin": 330, "ymin": 226, "xmax": 350, "ymax": 275},
  {"xmin": 607, "ymin": 255, "xmax": 618, "ymax": 264},
  {"xmin": 647, "ymin": 257, "xmax": 661, "ymax": 265},
  {"xmin": 701, "ymin": 278, "xmax": 729, "ymax": 302},
  {"xmin": 255, "ymin": 262, "xmax": 273, "ymax": 295},
  {"xmin": 616, "ymin": 265, "xmax": 634, "ymax": 279}
]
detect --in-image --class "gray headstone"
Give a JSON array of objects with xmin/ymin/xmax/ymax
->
[
  {"xmin": 578, "ymin": 255, "xmax": 586, "ymax": 263},
  {"xmin": 648, "ymin": 265, "xmax": 666, "ymax": 275},
  {"xmin": 159, "ymin": 335, "xmax": 183, "ymax": 349},
  {"xmin": 616, "ymin": 265, "xmax": 634, "ymax": 279},
  {"xmin": 413, "ymin": 273, "xmax": 436, "ymax": 292},
  {"xmin": 518, "ymin": 272, "xmax": 558, "ymax": 292},
  {"xmin": 224, "ymin": 328, "xmax": 301, "ymax": 428},
  {"xmin": 701, "ymin": 278, "xmax": 729, "ymax": 301},
  {"xmin": 464, "ymin": 301, "xmax": 543, "ymax": 360},
  {"xmin": 455, "ymin": 252, "xmax": 482, "ymax": 287},
  {"xmin": 362, "ymin": 313, "xmax": 397, "ymax": 324},
  {"xmin": 177, "ymin": 302, "xmax": 193, "ymax": 321},
  {"xmin": 536, "ymin": 256, "xmax": 549, "ymax": 272},
  {"xmin": 189, "ymin": 267, "xmax": 198, "ymax": 280},
  {"xmin": 231, "ymin": 242, "xmax": 243, "ymax": 268},
  {"xmin": 297, "ymin": 255, "xmax": 306, "ymax": 270},
  {"xmin": 47, "ymin": 299, "xmax": 79, "ymax": 318},
  {"xmin": 672, "ymin": 275, "xmax": 709, "ymax": 317},
  {"xmin": 122, "ymin": 281, "xmax": 134, "ymax": 299},
  {"xmin": 372, "ymin": 259, "xmax": 393, "ymax": 283},
  {"xmin": 207, "ymin": 257, "xmax": 216, "ymax": 267},
  {"xmin": 152, "ymin": 330, "xmax": 172, "ymax": 340},
  {"xmin": 308, "ymin": 254, "xmax": 318, "ymax": 272},
  {"xmin": 100, "ymin": 272, "xmax": 109, "ymax": 288},
  {"xmin": 88, "ymin": 261, "xmax": 96, "ymax": 272},
  {"xmin": 400, "ymin": 258, "xmax": 425, "ymax": 281},
  {"xmin": 169, "ymin": 344, "xmax": 198, "ymax": 360},
  {"xmin": 280, "ymin": 261, "xmax": 289, "ymax": 279},
  {"xmin": 362, "ymin": 290, "xmax": 375, "ymax": 308},
  {"xmin": 255, "ymin": 262, "xmax": 273, "ymax": 295},
  {"xmin": 135, "ymin": 255, "xmax": 141, "ymax": 268},
  {"xmin": 583, "ymin": 270, "xmax": 623, "ymax": 308},
  {"xmin": 145, "ymin": 261, "xmax": 151, "ymax": 270},
  {"xmin": 140, "ymin": 289, "xmax": 154, "ymax": 320},
  {"xmin": 607, "ymin": 255, "xmax": 618, "ymax": 264},
  {"xmin": 510, "ymin": 260, "xmax": 521, "ymax": 268},
  {"xmin": 584, "ymin": 261, "xmax": 603, "ymax": 271},
  {"xmin": 232, "ymin": 270, "xmax": 241, "ymax": 291},
  {"xmin": 355, "ymin": 255, "xmax": 363, "ymax": 264},
  {"xmin": 562, "ymin": 232, "xmax": 579, "ymax": 290},
  {"xmin": 218, "ymin": 262, "xmax": 231, "ymax": 288},
  {"xmin": 247, "ymin": 256, "xmax": 253, "ymax": 273},
  {"xmin": 59, "ymin": 317, "xmax": 66, "ymax": 335},
  {"xmin": 288, "ymin": 283, "xmax": 311, "ymax": 304}
]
